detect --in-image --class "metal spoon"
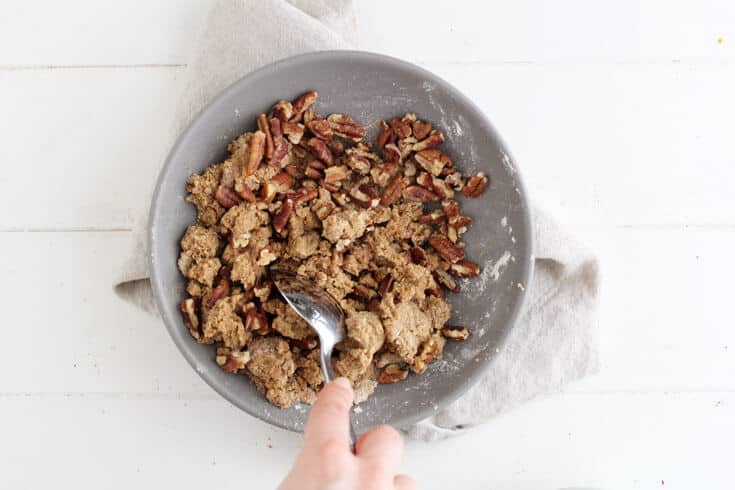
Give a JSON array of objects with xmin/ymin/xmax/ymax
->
[{"xmin": 270, "ymin": 267, "xmax": 358, "ymax": 450}]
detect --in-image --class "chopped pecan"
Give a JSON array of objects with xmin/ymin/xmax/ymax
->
[
  {"xmin": 242, "ymin": 304, "xmax": 270, "ymax": 335},
  {"xmin": 408, "ymin": 247, "xmax": 429, "ymax": 267},
  {"xmin": 462, "ymin": 172, "xmax": 489, "ymax": 197},
  {"xmin": 306, "ymin": 118, "xmax": 333, "ymax": 140},
  {"xmin": 323, "ymin": 182, "xmax": 341, "ymax": 192},
  {"xmin": 428, "ymin": 234, "xmax": 465, "ymax": 263},
  {"xmin": 416, "ymin": 171, "xmax": 433, "ymax": 189},
  {"xmin": 372, "ymin": 161, "xmax": 400, "ymax": 187},
  {"xmin": 350, "ymin": 184, "xmax": 379, "ymax": 208},
  {"xmin": 441, "ymin": 325, "xmax": 469, "ymax": 341},
  {"xmin": 377, "ymin": 120, "xmax": 393, "ymax": 148},
  {"xmin": 397, "ymin": 137, "xmax": 417, "ymax": 159},
  {"xmin": 268, "ymin": 118, "xmax": 288, "ymax": 166},
  {"xmin": 245, "ymin": 130, "xmax": 266, "ymax": 176},
  {"xmin": 380, "ymin": 175, "xmax": 407, "ymax": 206},
  {"xmin": 444, "ymin": 170, "xmax": 465, "ymax": 191},
  {"xmin": 288, "ymin": 187, "xmax": 318, "ymax": 204},
  {"xmin": 257, "ymin": 113, "xmax": 274, "ymax": 159},
  {"xmin": 271, "ymin": 171, "xmax": 294, "ymax": 193},
  {"xmin": 448, "ymin": 214, "xmax": 472, "ymax": 228},
  {"xmin": 271, "ymin": 100, "xmax": 293, "ymax": 122},
  {"xmin": 281, "ymin": 121, "xmax": 305, "ymax": 144},
  {"xmin": 433, "ymin": 269, "xmax": 460, "ymax": 293},
  {"xmin": 378, "ymin": 363, "xmax": 409, "ymax": 384},
  {"xmin": 419, "ymin": 209, "xmax": 445, "ymax": 224},
  {"xmin": 411, "ymin": 335, "xmax": 445, "ymax": 374},
  {"xmin": 382, "ymin": 143, "xmax": 401, "ymax": 165},
  {"xmin": 304, "ymin": 166, "xmax": 323, "ymax": 179},
  {"xmin": 448, "ymin": 260, "xmax": 480, "ymax": 278},
  {"xmin": 273, "ymin": 198, "xmax": 294, "ymax": 234},
  {"xmin": 414, "ymin": 148, "xmax": 451, "ymax": 176},
  {"xmin": 403, "ymin": 185, "xmax": 439, "ymax": 202},
  {"xmin": 207, "ymin": 266, "xmax": 231, "ymax": 307},
  {"xmin": 216, "ymin": 347, "xmax": 251, "ymax": 373},
  {"xmin": 180, "ymin": 298, "xmax": 201, "ymax": 339},
  {"xmin": 215, "ymin": 185, "xmax": 242, "ymax": 208},
  {"xmin": 389, "ymin": 117, "xmax": 412, "ymax": 139},
  {"xmin": 324, "ymin": 165, "xmax": 349, "ymax": 184},
  {"xmin": 425, "ymin": 286, "xmax": 445, "ymax": 299},
  {"xmin": 346, "ymin": 153, "xmax": 372, "ymax": 175},
  {"xmin": 235, "ymin": 184, "xmax": 257, "ymax": 203},
  {"xmin": 441, "ymin": 199, "xmax": 461, "ymax": 218},
  {"xmin": 412, "ymin": 130, "xmax": 444, "ymax": 152},
  {"xmin": 326, "ymin": 114, "xmax": 366, "ymax": 142},
  {"xmin": 404, "ymin": 159, "xmax": 417, "ymax": 177},
  {"xmin": 375, "ymin": 352, "xmax": 404, "ymax": 369},
  {"xmin": 290, "ymin": 90, "xmax": 318, "ymax": 122},
  {"xmin": 331, "ymin": 190, "xmax": 351, "ymax": 207},
  {"xmin": 291, "ymin": 337, "xmax": 319, "ymax": 351},
  {"xmin": 259, "ymin": 182, "xmax": 278, "ymax": 203},
  {"xmin": 306, "ymin": 137, "xmax": 334, "ymax": 166},
  {"xmin": 431, "ymin": 177, "xmax": 454, "ymax": 199},
  {"xmin": 283, "ymin": 164, "xmax": 301, "ymax": 178},
  {"xmin": 412, "ymin": 119, "xmax": 432, "ymax": 140},
  {"xmin": 378, "ymin": 273, "xmax": 394, "ymax": 296},
  {"xmin": 352, "ymin": 284, "xmax": 377, "ymax": 301}
]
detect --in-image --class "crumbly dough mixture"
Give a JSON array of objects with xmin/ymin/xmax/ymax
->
[{"xmin": 178, "ymin": 91, "xmax": 488, "ymax": 408}]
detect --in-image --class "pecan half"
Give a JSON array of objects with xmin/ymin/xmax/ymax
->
[
  {"xmin": 327, "ymin": 114, "xmax": 366, "ymax": 142},
  {"xmin": 377, "ymin": 120, "xmax": 393, "ymax": 149},
  {"xmin": 306, "ymin": 137, "xmax": 334, "ymax": 166},
  {"xmin": 281, "ymin": 121, "xmax": 304, "ymax": 144},
  {"xmin": 207, "ymin": 266, "xmax": 231, "ymax": 307},
  {"xmin": 462, "ymin": 172, "xmax": 489, "ymax": 197},
  {"xmin": 403, "ymin": 185, "xmax": 439, "ymax": 202},
  {"xmin": 428, "ymin": 234, "xmax": 465, "ymax": 263},
  {"xmin": 441, "ymin": 325, "xmax": 469, "ymax": 341},
  {"xmin": 408, "ymin": 247, "xmax": 429, "ymax": 267},
  {"xmin": 268, "ymin": 117, "xmax": 288, "ymax": 166},
  {"xmin": 380, "ymin": 175, "xmax": 407, "ymax": 206},
  {"xmin": 412, "ymin": 130, "xmax": 444, "ymax": 152},
  {"xmin": 245, "ymin": 130, "xmax": 266, "ymax": 176},
  {"xmin": 414, "ymin": 148, "xmax": 451, "ymax": 176},
  {"xmin": 448, "ymin": 260, "xmax": 480, "ymax": 278},
  {"xmin": 412, "ymin": 119, "xmax": 432, "ymax": 140},
  {"xmin": 433, "ymin": 269, "xmax": 460, "ymax": 293},
  {"xmin": 216, "ymin": 347, "xmax": 251, "ymax": 373},
  {"xmin": 180, "ymin": 298, "xmax": 201, "ymax": 339},
  {"xmin": 273, "ymin": 198, "xmax": 294, "ymax": 234},
  {"xmin": 215, "ymin": 185, "xmax": 242, "ymax": 208},
  {"xmin": 378, "ymin": 363, "xmax": 409, "ymax": 384},
  {"xmin": 290, "ymin": 90, "xmax": 318, "ymax": 122},
  {"xmin": 257, "ymin": 113, "xmax": 274, "ymax": 159}
]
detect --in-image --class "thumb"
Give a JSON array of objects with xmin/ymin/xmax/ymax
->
[{"xmin": 303, "ymin": 378, "xmax": 354, "ymax": 450}]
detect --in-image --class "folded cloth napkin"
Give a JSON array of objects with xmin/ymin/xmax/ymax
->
[{"xmin": 114, "ymin": 0, "xmax": 600, "ymax": 441}]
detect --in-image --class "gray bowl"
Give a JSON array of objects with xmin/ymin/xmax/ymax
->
[{"xmin": 149, "ymin": 51, "xmax": 533, "ymax": 433}]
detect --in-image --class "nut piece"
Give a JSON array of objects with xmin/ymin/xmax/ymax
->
[
  {"xmin": 408, "ymin": 246, "xmax": 429, "ymax": 267},
  {"xmin": 462, "ymin": 172, "xmax": 489, "ymax": 197},
  {"xmin": 414, "ymin": 149, "xmax": 451, "ymax": 176},
  {"xmin": 291, "ymin": 91, "xmax": 318, "ymax": 122},
  {"xmin": 425, "ymin": 286, "xmax": 445, "ymax": 299},
  {"xmin": 268, "ymin": 118, "xmax": 288, "ymax": 166},
  {"xmin": 429, "ymin": 234, "xmax": 465, "ymax": 263},
  {"xmin": 411, "ymin": 335, "xmax": 445, "ymax": 374},
  {"xmin": 441, "ymin": 325, "xmax": 470, "ymax": 341},
  {"xmin": 324, "ymin": 166, "xmax": 349, "ymax": 184},
  {"xmin": 378, "ymin": 273, "xmax": 394, "ymax": 296},
  {"xmin": 416, "ymin": 171, "xmax": 434, "ymax": 189},
  {"xmin": 235, "ymin": 184, "xmax": 257, "ymax": 203},
  {"xmin": 257, "ymin": 113, "xmax": 274, "ymax": 159},
  {"xmin": 433, "ymin": 269, "xmax": 460, "ymax": 293},
  {"xmin": 243, "ymin": 304, "xmax": 270, "ymax": 335},
  {"xmin": 288, "ymin": 187, "xmax": 319, "ymax": 204},
  {"xmin": 350, "ymin": 184, "xmax": 379, "ymax": 209},
  {"xmin": 207, "ymin": 266, "xmax": 231, "ymax": 307},
  {"xmin": 448, "ymin": 260, "xmax": 480, "ymax": 278},
  {"xmin": 270, "ymin": 100, "xmax": 293, "ymax": 122},
  {"xmin": 403, "ymin": 185, "xmax": 439, "ymax": 202},
  {"xmin": 216, "ymin": 347, "xmax": 251, "ymax": 373},
  {"xmin": 327, "ymin": 114, "xmax": 366, "ymax": 142},
  {"xmin": 378, "ymin": 363, "xmax": 409, "ymax": 384},
  {"xmin": 383, "ymin": 143, "xmax": 401, "ymax": 165},
  {"xmin": 291, "ymin": 337, "xmax": 319, "ymax": 351},
  {"xmin": 380, "ymin": 175, "xmax": 407, "ymax": 206},
  {"xmin": 273, "ymin": 198, "xmax": 295, "ymax": 234},
  {"xmin": 259, "ymin": 181, "xmax": 278, "ymax": 203},
  {"xmin": 271, "ymin": 171, "xmax": 294, "ymax": 193},
  {"xmin": 377, "ymin": 120, "xmax": 393, "ymax": 149},
  {"xmin": 431, "ymin": 177, "xmax": 454, "ymax": 200},
  {"xmin": 180, "ymin": 298, "xmax": 201, "ymax": 340},
  {"xmin": 352, "ymin": 284, "xmax": 377, "ymax": 301},
  {"xmin": 281, "ymin": 121, "xmax": 305, "ymax": 144},
  {"xmin": 441, "ymin": 199, "xmax": 461, "ymax": 218},
  {"xmin": 419, "ymin": 209, "xmax": 445, "ymax": 224},
  {"xmin": 245, "ymin": 130, "xmax": 266, "ymax": 176},
  {"xmin": 215, "ymin": 185, "xmax": 242, "ymax": 209},
  {"xmin": 306, "ymin": 118, "xmax": 333, "ymax": 140},
  {"xmin": 412, "ymin": 130, "xmax": 445, "ymax": 152},
  {"xmin": 389, "ymin": 118, "xmax": 412, "ymax": 139},
  {"xmin": 346, "ymin": 153, "xmax": 372, "ymax": 175},
  {"xmin": 306, "ymin": 137, "xmax": 334, "ymax": 166},
  {"xmin": 412, "ymin": 120, "xmax": 432, "ymax": 140}
]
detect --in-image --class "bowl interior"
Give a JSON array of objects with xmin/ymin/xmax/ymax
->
[{"xmin": 149, "ymin": 51, "xmax": 532, "ymax": 432}]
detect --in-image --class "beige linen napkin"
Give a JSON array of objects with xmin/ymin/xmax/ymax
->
[{"xmin": 114, "ymin": 0, "xmax": 599, "ymax": 441}]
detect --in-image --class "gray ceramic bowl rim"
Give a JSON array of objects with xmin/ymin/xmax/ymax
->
[{"xmin": 149, "ymin": 50, "xmax": 534, "ymax": 431}]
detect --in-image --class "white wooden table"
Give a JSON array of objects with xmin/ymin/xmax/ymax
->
[{"xmin": 2, "ymin": 1, "xmax": 733, "ymax": 488}]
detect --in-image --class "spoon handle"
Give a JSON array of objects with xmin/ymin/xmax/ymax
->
[{"xmin": 320, "ymin": 351, "xmax": 358, "ymax": 452}]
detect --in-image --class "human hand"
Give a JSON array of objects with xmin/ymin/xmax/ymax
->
[{"xmin": 278, "ymin": 378, "xmax": 416, "ymax": 490}]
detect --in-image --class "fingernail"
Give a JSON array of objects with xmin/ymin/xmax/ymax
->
[{"xmin": 333, "ymin": 377, "xmax": 352, "ymax": 390}]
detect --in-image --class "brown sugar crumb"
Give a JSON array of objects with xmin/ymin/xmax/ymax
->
[{"xmin": 179, "ymin": 91, "xmax": 486, "ymax": 408}]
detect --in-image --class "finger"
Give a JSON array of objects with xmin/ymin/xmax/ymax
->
[
  {"xmin": 303, "ymin": 377, "xmax": 354, "ymax": 450},
  {"xmin": 394, "ymin": 474, "xmax": 417, "ymax": 490},
  {"xmin": 355, "ymin": 424, "xmax": 403, "ymax": 471}
]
